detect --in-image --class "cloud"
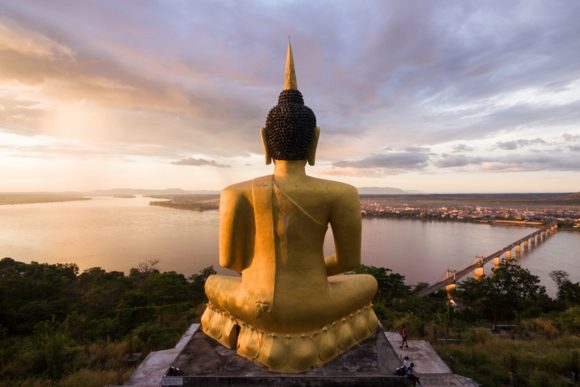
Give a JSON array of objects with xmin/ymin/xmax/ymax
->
[
  {"xmin": 404, "ymin": 146, "xmax": 431, "ymax": 153},
  {"xmin": 436, "ymin": 152, "xmax": 580, "ymax": 172},
  {"xmin": 333, "ymin": 150, "xmax": 430, "ymax": 172},
  {"xmin": 3, "ymin": 4, "xmax": 580, "ymax": 132},
  {"xmin": 452, "ymin": 144, "xmax": 474, "ymax": 153},
  {"xmin": 171, "ymin": 157, "xmax": 230, "ymax": 168},
  {"xmin": 318, "ymin": 167, "xmax": 385, "ymax": 177},
  {"xmin": 496, "ymin": 138, "xmax": 547, "ymax": 150},
  {"xmin": 563, "ymin": 133, "xmax": 580, "ymax": 142},
  {"xmin": 0, "ymin": 0, "xmax": 579, "ymax": 185},
  {"xmin": 435, "ymin": 154, "xmax": 483, "ymax": 168}
]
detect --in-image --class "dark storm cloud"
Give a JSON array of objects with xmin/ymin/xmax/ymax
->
[{"xmin": 171, "ymin": 158, "xmax": 230, "ymax": 168}]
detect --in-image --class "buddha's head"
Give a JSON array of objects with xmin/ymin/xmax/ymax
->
[{"xmin": 261, "ymin": 43, "xmax": 320, "ymax": 165}]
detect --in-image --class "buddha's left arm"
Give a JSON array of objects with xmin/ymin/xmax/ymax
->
[{"xmin": 325, "ymin": 186, "xmax": 362, "ymax": 276}]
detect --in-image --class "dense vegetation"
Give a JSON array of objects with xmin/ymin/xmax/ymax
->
[
  {"xmin": 0, "ymin": 258, "xmax": 214, "ymax": 386},
  {"xmin": 356, "ymin": 262, "xmax": 580, "ymax": 386},
  {"xmin": 0, "ymin": 257, "xmax": 578, "ymax": 386}
]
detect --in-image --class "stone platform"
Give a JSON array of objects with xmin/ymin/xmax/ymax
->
[
  {"xmin": 384, "ymin": 331, "xmax": 478, "ymax": 387},
  {"xmin": 162, "ymin": 327, "xmax": 408, "ymax": 386}
]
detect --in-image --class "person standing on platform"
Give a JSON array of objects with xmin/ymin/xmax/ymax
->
[{"xmin": 400, "ymin": 324, "xmax": 409, "ymax": 349}]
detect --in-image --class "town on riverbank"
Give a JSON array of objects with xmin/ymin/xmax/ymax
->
[{"xmin": 359, "ymin": 192, "xmax": 580, "ymax": 230}]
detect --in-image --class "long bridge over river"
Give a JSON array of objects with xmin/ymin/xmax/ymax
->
[{"xmin": 417, "ymin": 223, "xmax": 558, "ymax": 298}]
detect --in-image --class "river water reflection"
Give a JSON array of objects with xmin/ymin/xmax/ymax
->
[{"xmin": 1, "ymin": 196, "xmax": 578, "ymax": 295}]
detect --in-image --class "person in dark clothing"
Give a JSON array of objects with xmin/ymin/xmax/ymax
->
[
  {"xmin": 395, "ymin": 356, "xmax": 410, "ymax": 376},
  {"xmin": 406, "ymin": 363, "xmax": 423, "ymax": 386}
]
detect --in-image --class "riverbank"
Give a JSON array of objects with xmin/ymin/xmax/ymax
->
[
  {"xmin": 0, "ymin": 194, "xmax": 90, "ymax": 206},
  {"xmin": 362, "ymin": 212, "xmax": 580, "ymax": 231},
  {"xmin": 149, "ymin": 195, "xmax": 219, "ymax": 211}
]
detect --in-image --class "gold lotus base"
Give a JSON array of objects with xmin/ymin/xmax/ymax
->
[{"xmin": 200, "ymin": 302, "xmax": 380, "ymax": 373}]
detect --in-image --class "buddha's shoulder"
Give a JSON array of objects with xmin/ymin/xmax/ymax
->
[
  {"xmin": 220, "ymin": 175, "xmax": 271, "ymax": 198},
  {"xmin": 306, "ymin": 177, "xmax": 359, "ymax": 197},
  {"xmin": 221, "ymin": 181, "xmax": 251, "ymax": 198}
]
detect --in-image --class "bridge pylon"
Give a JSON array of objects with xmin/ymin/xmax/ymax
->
[{"xmin": 474, "ymin": 256, "xmax": 484, "ymax": 279}]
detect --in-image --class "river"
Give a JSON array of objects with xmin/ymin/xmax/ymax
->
[{"xmin": 1, "ymin": 196, "xmax": 578, "ymax": 295}]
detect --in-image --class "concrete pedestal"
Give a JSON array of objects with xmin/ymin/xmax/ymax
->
[{"xmin": 164, "ymin": 328, "xmax": 407, "ymax": 386}]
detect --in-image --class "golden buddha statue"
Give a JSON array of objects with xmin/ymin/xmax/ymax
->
[{"xmin": 201, "ymin": 43, "xmax": 379, "ymax": 373}]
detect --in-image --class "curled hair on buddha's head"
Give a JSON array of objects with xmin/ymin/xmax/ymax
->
[
  {"xmin": 263, "ymin": 41, "xmax": 317, "ymax": 161},
  {"xmin": 264, "ymin": 89, "xmax": 316, "ymax": 160}
]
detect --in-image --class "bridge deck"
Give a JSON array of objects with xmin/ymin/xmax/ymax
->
[{"xmin": 416, "ymin": 224, "xmax": 554, "ymax": 298}]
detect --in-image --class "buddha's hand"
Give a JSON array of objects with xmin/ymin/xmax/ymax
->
[
  {"xmin": 324, "ymin": 254, "xmax": 336, "ymax": 264},
  {"xmin": 324, "ymin": 254, "xmax": 341, "ymax": 276},
  {"xmin": 255, "ymin": 300, "xmax": 272, "ymax": 319}
]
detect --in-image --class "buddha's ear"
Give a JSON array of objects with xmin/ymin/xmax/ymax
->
[
  {"xmin": 260, "ymin": 127, "xmax": 272, "ymax": 165},
  {"xmin": 307, "ymin": 126, "xmax": 320, "ymax": 166}
]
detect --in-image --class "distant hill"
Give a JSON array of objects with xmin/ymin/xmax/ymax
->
[
  {"xmin": 554, "ymin": 191, "xmax": 580, "ymax": 203},
  {"xmin": 357, "ymin": 187, "xmax": 417, "ymax": 195},
  {"xmin": 88, "ymin": 187, "xmax": 421, "ymax": 196}
]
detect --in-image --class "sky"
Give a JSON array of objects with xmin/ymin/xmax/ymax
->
[{"xmin": 1, "ymin": 0, "xmax": 579, "ymax": 193}]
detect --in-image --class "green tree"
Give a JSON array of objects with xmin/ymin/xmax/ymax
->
[
  {"xmin": 353, "ymin": 265, "xmax": 411, "ymax": 306},
  {"xmin": 190, "ymin": 266, "xmax": 217, "ymax": 306},
  {"xmin": 31, "ymin": 318, "xmax": 72, "ymax": 380},
  {"xmin": 550, "ymin": 270, "xmax": 580, "ymax": 308},
  {"xmin": 76, "ymin": 267, "xmax": 130, "ymax": 319},
  {"xmin": 457, "ymin": 261, "xmax": 550, "ymax": 321},
  {"xmin": 0, "ymin": 258, "xmax": 78, "ymax": 334}
]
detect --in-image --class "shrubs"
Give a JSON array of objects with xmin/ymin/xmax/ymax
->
[
  {"xmin": 31, "ymin": 320, "xmax": 72, "ymax": 380},
  {"xmin": 436, "ymin": 330, "xmax": 580, "ymax": 386},
  {"xmin": 464, "ymin": 327, "xmax": 493, "ymax": 344},
  {"xmin": 58, "ymin": 368, "xmax": 131, "ymax": 387},
  {"xmin": 0, "ymin": 259, "xmax": 215, "ymax": 385},
  {"xmin": 521, "ymin": 318, "xmax": 559, "ymax": 338},
  {"xmin": 456, "ymin": 261, "xmax": 552, "ymax": 322}
]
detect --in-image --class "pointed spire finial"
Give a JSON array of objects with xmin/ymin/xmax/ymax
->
[{"xmin": 283, "ymin": 40, "xmax": 298, "ymax": 90}]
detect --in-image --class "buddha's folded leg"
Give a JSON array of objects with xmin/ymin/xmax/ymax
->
[
  {"xmin": 327, "ymin": 273, "xmax": 378, "ymax": 314},
  {"xmin": 202, "ymin": 275, "xmax": 244, "ymax": 348},
  {"xmin": 295, "ymin": 274, "xmax": 377, "ymax": 353},
  {"xmin": 202, "ymin": 273, "xmax": 380, "ymax": 373},
  {"xmin": 204, "ymin": 274, "xmax": 243, "ymax": 309}
]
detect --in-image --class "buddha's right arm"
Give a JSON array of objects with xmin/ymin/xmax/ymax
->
[
  {"xmin": 326, "ymin": 185, "xmax": 362, "ymax": 276},
  {"xmin": 219, "ymin": 187, "xmax": 250, "ymax": 273}
]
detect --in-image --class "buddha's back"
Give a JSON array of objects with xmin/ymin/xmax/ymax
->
[
  {"xmin": 214, "ymin": 174, "xmax": 371, "ymax": 332},
  {"xmin": 201, "ymin": 42, "xmax": 380, "ymax": 372},
  {"xmin": 269, "ymin": 176, "xmax": 361, "ymax": 293}
]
